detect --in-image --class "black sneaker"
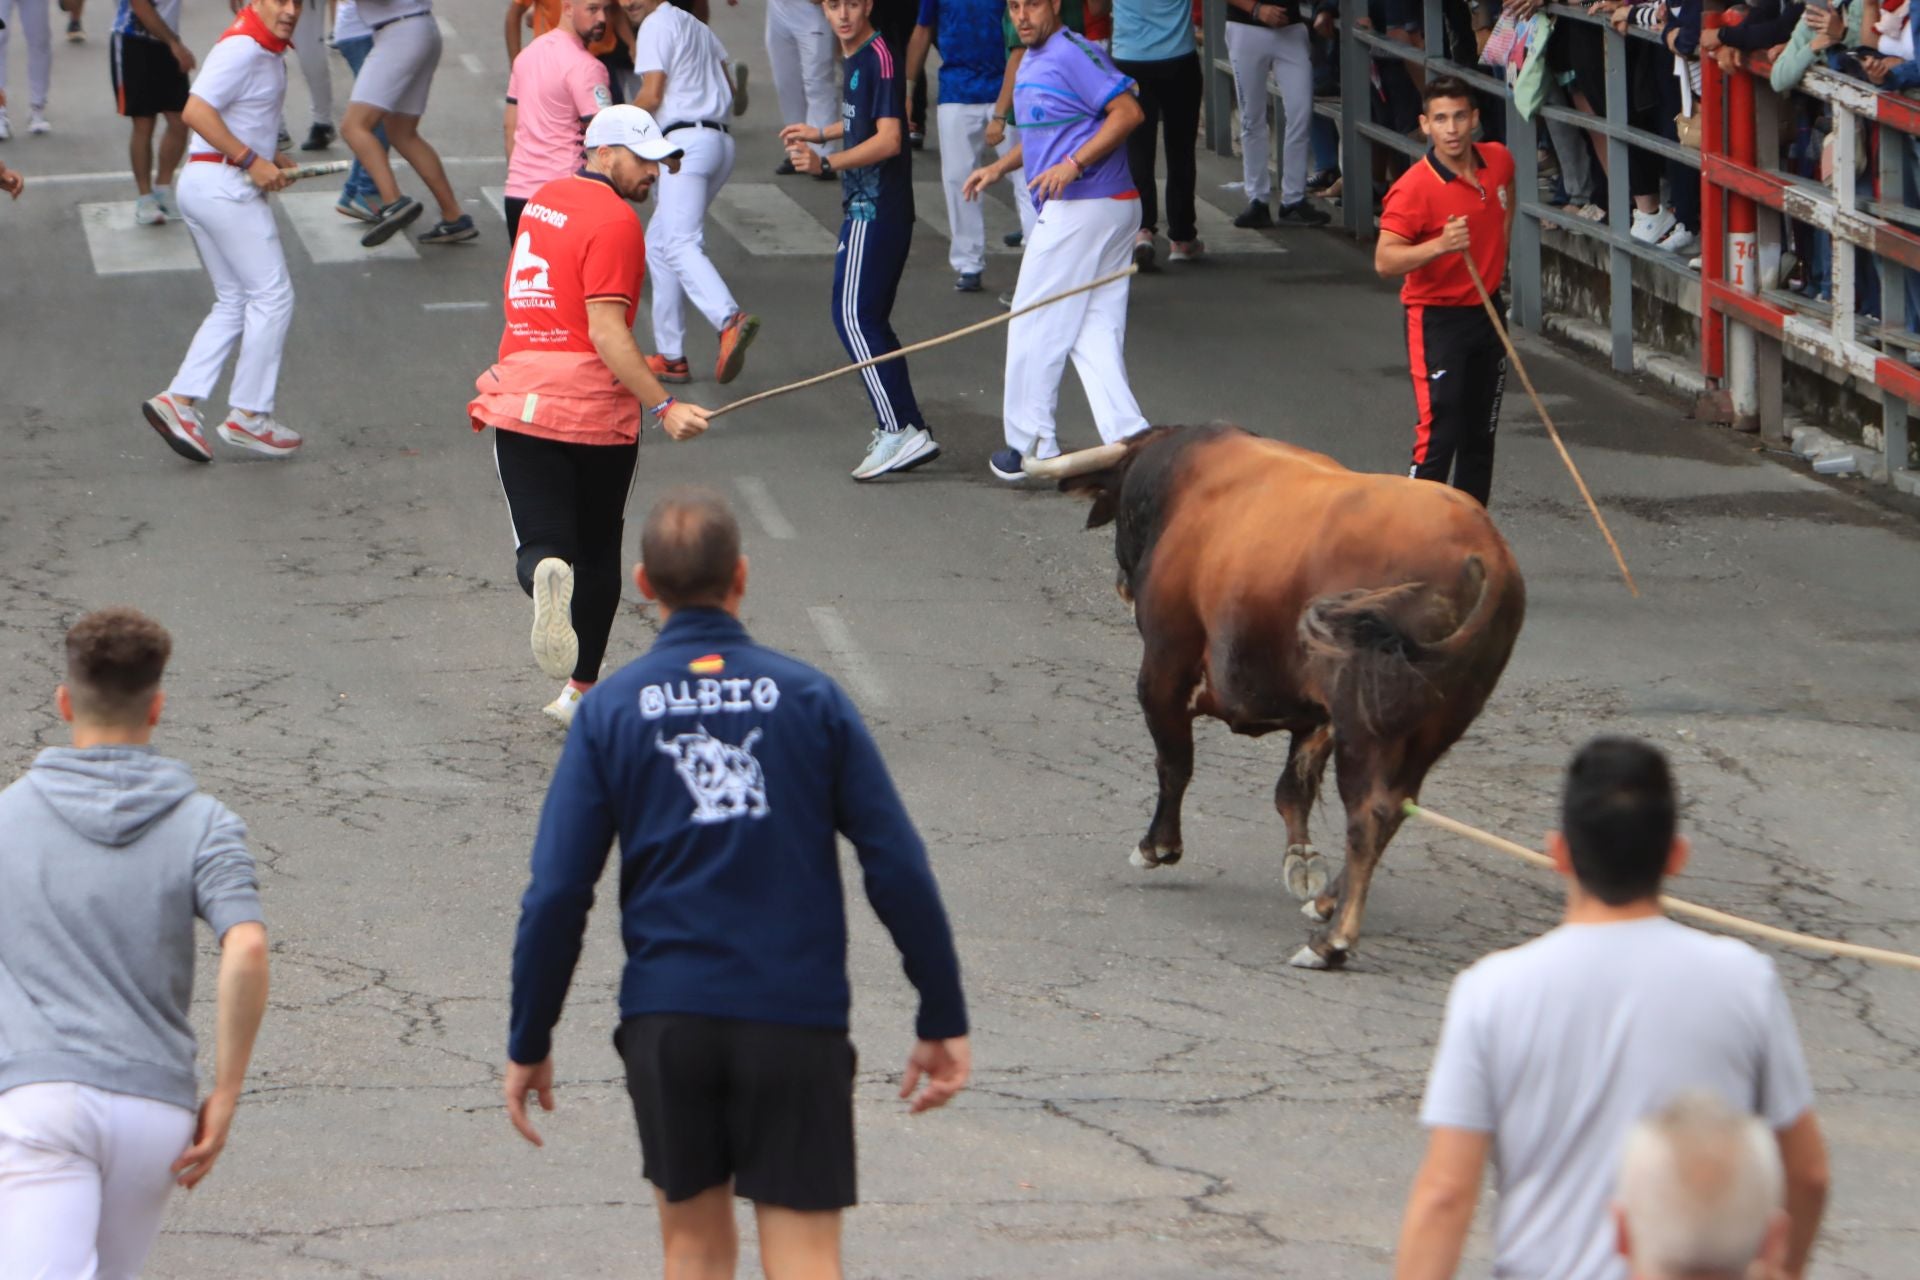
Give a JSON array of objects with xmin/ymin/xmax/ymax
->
[
  {"xmin": 66, "ymin": 15, "xmax": 84, "ymax": 40},
  {"xmin": 1306, "ymin": 167, "xmax": 1339, "ymax": 193},
  {"xmin": 301, "ymin": 123, "xmax": 335, "ymax": 151},
  {"xmin": 1232, "ymin": 201, "xmax": 1274, "ymax": 229},
  {"xmin": 909, "ymin": 129, "xmax": 926, "ymax": 150},
  {"xmin": 955, "ymin": 271, "xmax": 983, "ymax": 293},
  {"xmin": 1002, "ymin": 230, "xmax": 1024, "ymax": 248},
  {"xmin": 361, "ymin": 196, "xmax": 423, "ymax": 247},
  {"xmin": 1275, "ymin": 200, "xmax": 1331, "ymax": 227},
  {"xmin": 419, "ymin": 213, "xmax": 479, "ymax": 244}
]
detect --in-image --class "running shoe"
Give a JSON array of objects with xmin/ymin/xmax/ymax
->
[
  {"xmin": 301, "ymin": 122, "xmax": 335, "ymax": 151},
  {"xmin": 648, "ymin": 354, "xmax": 692, "ymax": 384},
  {"xmin": 1275, "ymin": 200, "xmax": 1330, "ymax": 227},
  {"xmin": 277, "ymin": 124, "xmax": 293, "ymax": 152},
  {"xmin": 28, "ymin": 110, "xmax": 50, "ymax": 135},
  {"xmin": 1630, "ymin": 206, "xmax": 1676, "ymax": 245},
  {"xmin": 134, "ymin": 193, "xmax": 167, "ymax": 226},
  {"xmin": 419, "ymin": 213, "xmax": 478, "ymax": 245},
  {"xmin": 154, "ymin": 184, "xmax": 179, "ymax": 218},
  {"xmin": 361, "ymin": 196, "xmax": 422, "ymax": 247},
  {"xmin": 1003, "ymin": 230, "xmax": 1023, "ymax": 248},
  {"xmin": 954, "ymin": 271, "xmax": 983, "ymax": 293},
  {"xmin": 1233, "ymin": 201, "xmax": 1273, "ymax": 229},
  {"xmin": 988, "ymin": 447, "xmax": 1026, "ymax": 482},
  {"xmin": 1132, "ymin": 228, "xmax": 1156, "ymax": 271},
  {"xmin": 775, "ymin": 157, "xmax": 798, "ymax": 176},
  {"xmin": 851, "ymin": 426, "xmax": 940, "ymax": 480},
  {"xmin": 543, "ymin": 683, "xmax": 584, "ymax": 727},
  {"xmin": 66, "ymin": 15, "xmax": 84, "ymax": 40},
  {"xmin": 0, "ymin": 109, "xmax": 11, "ymax": 141},
  {"xmin": 335, "ymin": 190, "xmax": 381, "ymax": 222},
  {"xmin": 142, "ymin": 394, "xmax": 212, "ymax": 463},
  {"xmin": 730, "ymin": 62, "xmax": 749, "ymax": 116},
  {"xmin": 216, "ymin": 410, "xmax": 303, "ymax": 457},
  {"xmin": 998, "ymin": 290, "xmax": 1015, "ymax": 310},
  {"xmin": 1167, "ymin": 238, "xmax": 1205, "ymax": 263},
  {"xmin": 714, "ymin": 311, "xmax": 760, "ymax": 385},
  {"xmin": 530, "ymin": 558, "xmax": 579, "ymax": 680},
  {"xmin": 909, "ymin": 128, "xmax": 925, "ymax": 150}
]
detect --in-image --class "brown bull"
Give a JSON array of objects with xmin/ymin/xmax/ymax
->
[{"xmin": 1032, "ymin": 424, "xmax": 1526, "ymax": 968}]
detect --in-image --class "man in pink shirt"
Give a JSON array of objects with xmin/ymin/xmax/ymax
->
[{"xmin": 503, "ymin": 0, "xmax": 615, "ymax": 239}]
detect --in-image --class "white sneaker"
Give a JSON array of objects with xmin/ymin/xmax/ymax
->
[
  {"xmin": 215, "ymin": 410, "xmax": 303, "ymax": 457},
  {"xmin": 27, "ymin": 110, "xmax": 50, "ymax": 135},
  {"xmin": 0, "ymin": 109, "xmax": 12, "ymax": 141},
  {"xmin": 850, "ymin": 425, "xmax": 940, "ymax": 480},
  {"xmin": 543, "ymin": 683, "xmax": 584, "ymax": 727},
  {"xmin": 529, "ymin": 557, "xmax": 579, "ymax": 679},
  {"xmin": 142, "ymin": 393, "xmax": 213, "ymax": 463},
  {"xmin": 154, "ymin": 185, "xmax": 179, "ymax": 219},
  {"xmin": 1656, "ymin": 223, "xmax": 1699, "ymax": 256},
  {"xmin": 1630, "ymin": 207, "xmax": 1676, "ymax": 245},
  {"xmin": 134, "ymin": 193, "xmax": 166, "ymax": 225}
]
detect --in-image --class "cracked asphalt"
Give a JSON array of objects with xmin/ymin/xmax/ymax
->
[{"xmin": 1, "ymin": 1, "xmax": 1917, "ymax": 1272}]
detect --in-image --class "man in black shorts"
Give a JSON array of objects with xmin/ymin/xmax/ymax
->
[
  {"xmin": 504, "ymin": 488, "xmax": 971, "ymax": 1277},
  {"xmin": 110, "ymin": 0, "xmax": 194, "ymax": 225}
]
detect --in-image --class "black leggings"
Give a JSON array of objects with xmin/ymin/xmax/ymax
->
[
  {"xmin": 1115, "ymin": 51, "xmax": 1202, "ymax": 243},
  {"xmin": 492, "ymin": 428, "xmax": 640, "ymax": 685},
  {"xmin": 504, "ymin": 196, "xmax": 527, "ymax": 243}
]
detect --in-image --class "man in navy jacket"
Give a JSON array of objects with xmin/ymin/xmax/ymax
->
[{"xmin": 504, "ymin": 486, "xmax": 969, "ymax": 1276}]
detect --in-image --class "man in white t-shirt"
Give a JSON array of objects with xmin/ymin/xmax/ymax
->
[
  {"xmin": 626, "ymin": 0, "xmax": 757, "ymax": 385},
  {"xmin": 1393, "ymin": 737, "xmax": 1830, "ymax": 1280}
]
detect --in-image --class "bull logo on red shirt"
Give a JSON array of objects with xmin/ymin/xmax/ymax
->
[{"xmin": 508, "ymin": 231, "xmax": 553, "ymax": 304}]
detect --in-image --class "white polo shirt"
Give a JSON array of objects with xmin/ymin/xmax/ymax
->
[
  {"xmin": 354, "ymin": 0, "xmax": 430, "ymax": 29},
  {"xmin": 186, "ymin": 32, "xmax": 288, "ymax": 161},
  {"xmin": 633, "ymin": 3, "xmax": 732, "ymax": 126}
]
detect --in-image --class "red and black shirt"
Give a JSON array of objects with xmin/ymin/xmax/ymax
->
[{"xmin": 1379, "ymin": 141, "xmax": 1515, "ymax": 307}]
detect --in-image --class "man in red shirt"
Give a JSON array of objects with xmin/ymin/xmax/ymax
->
[
  {"xmin": 469, "ymin": 104, "xmax": 712, "ymax": 726},
  {"xmin": 1375, "ymin": 75, "xmax": 1515, "ymax": 507}
]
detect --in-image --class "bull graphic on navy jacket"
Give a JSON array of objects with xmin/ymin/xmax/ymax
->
[{"xmin": 655, "ymin": 726, "xmax": 770, "ymax": 824}]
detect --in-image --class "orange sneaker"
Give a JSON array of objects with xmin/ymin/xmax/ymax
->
[
  {"xmin": 647, "ymin": 354, "xmax": 691, "ymax": 384},
  {"xmin": 714, "ymin": 311, "xmax": 760, "ymax": 385}
]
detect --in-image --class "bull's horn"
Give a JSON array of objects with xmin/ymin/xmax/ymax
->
[{"xmin": 1023, "ymin": 442, "xmax": 1129, "ymax": 481}]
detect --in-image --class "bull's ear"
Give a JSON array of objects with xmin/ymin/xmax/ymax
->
[{"xmin": 1059, "ymin": 472, "xmax": 1122, "ymax": 528}]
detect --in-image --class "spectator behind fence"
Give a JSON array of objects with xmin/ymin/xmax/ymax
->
[
  {"xmin": 1615, "ymin": 1093, "xmax": 1790, "ymax": 1280},
  {"xmin": 1111, "ymin": 0, "xmax": 1206, "ymax": 265},
  {"xmin": 1391, "ymin": 736, "xmax": 1830, "ymax": 1280},
  {"xmin": 0, "ymin": 607, "xmax": 270, "ymax": 1278}
]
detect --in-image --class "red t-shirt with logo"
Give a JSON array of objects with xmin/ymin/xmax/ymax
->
[
  {"xmin": 499, "ymin": 171, "xmax": 646, "ymax": 358},
  {"xmin": 1378, "ymin": 142, "xmax": 1515, "ymax": 307}
]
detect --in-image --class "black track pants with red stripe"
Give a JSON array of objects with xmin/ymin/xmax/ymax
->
[{"xmin": 1403, "ymin": 302, "xmax": 1506, "ymax": 506}]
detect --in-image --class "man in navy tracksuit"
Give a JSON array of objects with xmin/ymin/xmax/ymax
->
[
  {"xmin": 504, "ymin": 487, "xmax": 970, "ymax": 1276},
  {"xmin": 780, "ymin": 0, "xmax": 940, "ymax": 482}
]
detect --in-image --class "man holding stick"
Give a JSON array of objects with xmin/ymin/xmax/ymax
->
[
  {"xmin": 1374, "ymin": 74, "xmax": 1514, "ymax": 507},
  {"xmin": 962, "ymin": 0, "xmax": 1147, "ymax": 480}
]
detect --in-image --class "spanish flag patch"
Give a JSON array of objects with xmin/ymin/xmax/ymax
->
[{"xmin": 689, "ymin": 654, "xmax": 726, "ymax": 675}]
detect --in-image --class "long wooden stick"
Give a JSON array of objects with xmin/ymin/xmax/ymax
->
[
  {"xmin": 1464, "ymin": 258, "xmax": 1639, "ymax": 598},
  {"xmin": 1404, "ymin": 801, "xmax": 1920, "ymax": 972},
  {"xmin": 709, "ymin": 265, "xmax": 1140, "ymax": 420},
  {"xmin": 281, "ymin": 160, "xmax": 353, "ymax": 180}
]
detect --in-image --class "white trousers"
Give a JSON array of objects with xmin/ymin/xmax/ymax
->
[
  {"xmin": 0, "ymin": 1083, "xmax": 197, "ymax": 1280},
  {"xmin": 0, "ymin": 0, "xmax": 51, "ymax": 111},
  {"xmin": 649, "ymin": 126, "xmax": 740, "ymax": 360},
  {"xmin": 937, "ymin": 102, "xmax": 993, "ymax": 274},
  {"xmin": 1226, "ymin": 22, "xmax": 1312, "ymax": 207},
  {"xmin": 1007, "ymin": 126, "xmax": 1039, "ymax": 237},
  {"xmin": 171, "ymin": 164, "xmax": 296, "ymax": 415},
  {"xmin": 1003, "ymin": 195, "xmax": 1147, "ymax": 456},
  {"xmin": 765, "ymin": 0, "xmax": 835, "ymax": 157},
  {"xmin": 293, "ymin": 0, "xmax": 334, "ymax": 127}
]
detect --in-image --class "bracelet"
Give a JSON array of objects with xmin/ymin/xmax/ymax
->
[
  {"xmin": 1069, "ymin": 155, "xmax": 1086, "ymax": 176},
  {"xmin": 236, "ymin": 148, "xmax": 258, "ymax": 169},
  {"xmin": 649, "ymin": 396, "xmax": 676, "ymax": 421}
]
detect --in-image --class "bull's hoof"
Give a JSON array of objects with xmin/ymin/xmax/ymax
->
[
  {"xmin": 1291, "ymin": 932, "xmax": 1352, "ymax": 970},
  {"xmin": 1283, "ymin": 846, "xmax": 1328, "ymax": 901},
  {"xmin": 1288, "ymin": 945, "xmax": 1329, "ymax": 970},
  {"xmin": 1300, "ymin": 896, "xmax": 1332, "ymax": 922},
  {"xmin": 1130, "ymin": 844, "xmax": 1181, "ymax": 870}
]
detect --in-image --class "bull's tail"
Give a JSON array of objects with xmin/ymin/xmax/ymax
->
[{"xmin": 1298, "ymin": 556, "xmax": 1499, "ymax": 740}]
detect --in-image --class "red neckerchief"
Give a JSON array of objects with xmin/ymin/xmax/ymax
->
[{"xmin": 220, "ymin": 5, "xmax": 291, "ymax": 53}]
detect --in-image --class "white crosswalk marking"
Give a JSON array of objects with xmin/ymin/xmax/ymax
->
[
  {"xmin": 1193, "ymin": 199, "xmax": 1289, "ymax": 256},
  {"xmin": 279, "ymin": 191, "xmax": 420, "ymax": 263},
  {"xmin": 911, "ymin": 182, "xmax": 1022, "ymax": 257},
  {"xmin": 708, "ymin": 184, "xmax": 840, "ymax": 256},
  {"xmin": 482, "ymin": 186, "xmax": 509, "ymax": 223},
  {"xmin": 79, "ymin": 204, "xmax": 202, "ymax": 274}
]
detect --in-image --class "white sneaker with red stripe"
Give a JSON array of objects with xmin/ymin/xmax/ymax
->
[
  {"xmin": 141, "ymin": 393, "xmax": 213, "ymax": 463},
  {"xmin": 216, "ymin": 411, "xmax": 303, "ymax": 457}
]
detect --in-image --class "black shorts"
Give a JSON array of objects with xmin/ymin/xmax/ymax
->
[
  {"xmin": 112, "ymin": 32, "xmax": 190, "ymax": 118},
  {"xmin": 616, "ymin": 1015, "xmax": 858, "ymax": 1212}
]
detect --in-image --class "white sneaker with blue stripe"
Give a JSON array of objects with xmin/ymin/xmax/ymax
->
[{"xmin": 850, "ymin": 426, "xmax": 939, "ymax": 481}]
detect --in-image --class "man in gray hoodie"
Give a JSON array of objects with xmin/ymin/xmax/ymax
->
[{"xmin": 0, "ymin": 606, "xmax": 270, "ymax": 1279}]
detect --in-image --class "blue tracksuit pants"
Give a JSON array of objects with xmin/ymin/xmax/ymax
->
[{"xmin": 832, "ymin": 213, "xmax": 924, "ymax": 432}]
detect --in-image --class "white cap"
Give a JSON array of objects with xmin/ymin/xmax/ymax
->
[{"xmin": 582, "ymin": 105, "xmax": 683, "ymax": 163}]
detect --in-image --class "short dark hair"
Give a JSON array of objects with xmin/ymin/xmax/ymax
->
[
  {"xmin": 1560, "ymin": 736, "xmax": 1678, "ymax": 905},
  {"xmin": 1421, "ymin": 74, "xmax": 1476, "ymax": 111},
  {"xmin": 640, "ymin": 487, "xmax": 742, "ymax": 608},
  {"xmin": 65, "ymin": 606, "xmax": 172, "ymax": 725}
]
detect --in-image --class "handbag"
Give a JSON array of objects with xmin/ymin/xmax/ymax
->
[{"xmin": 1508, "ymin": 14, "xmax": 1556, "ymax": 119}]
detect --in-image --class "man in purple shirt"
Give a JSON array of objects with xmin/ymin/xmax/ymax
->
[{"xmin": 962, "ymin": 0, "xmax": 1147, "ymax": 480}]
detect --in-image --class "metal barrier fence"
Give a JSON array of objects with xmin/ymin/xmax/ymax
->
[{"xmin": 1199, "ymin": 0, "xmax": 1920, "ymax": 489}]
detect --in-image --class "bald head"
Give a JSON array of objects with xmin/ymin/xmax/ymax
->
[
  {"xmin": 1615, "ymin": 1093, "xmax": 1785, "ymax": 1279},
  {"xmin": 639, "ymin": 487, "xmax": 743, "ymax": 610}
]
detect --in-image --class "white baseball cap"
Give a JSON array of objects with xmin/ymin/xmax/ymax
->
[{"xmin": 583, "ymin": 105, "xmax": 684, "ymax": 163}]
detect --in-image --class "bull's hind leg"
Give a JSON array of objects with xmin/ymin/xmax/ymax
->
[
  {"xmin": 1276, "ymin": 726, "xmax": 1334, "ymax": 900},
  {"xmin": 1132, "ymin": 651, "xmax": 1199, "ymax": 870},
  {"xmin": 1289, "ymin": 741, "xmax": 1411, "ymax": 970}
]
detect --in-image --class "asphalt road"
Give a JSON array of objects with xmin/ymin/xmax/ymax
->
[{"xmin": 2, "ymin": 2, "xmax": 1917, "ymax": 1274}]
